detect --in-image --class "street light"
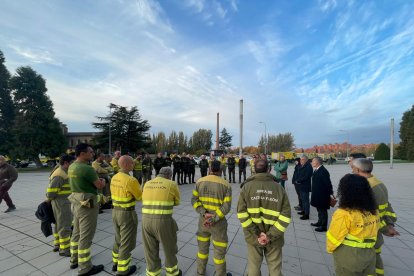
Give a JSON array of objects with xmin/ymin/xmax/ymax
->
[
  {"xmin": 259, "ymin": 121, "xmax": 267, "ymax": 155},
  {"xmin": 339, "ymin": 129, "xmax": 350, "ymax": 158},
  {"xmin": 108, "ymin": 105, "xmax": 113, "ymax": 154}
]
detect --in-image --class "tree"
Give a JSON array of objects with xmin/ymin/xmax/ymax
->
[
  {"xmin": 374, "ymin": 143, "xmax": 390, "ymax": 160},
  {"xmin": 167, "ymin": 131, "xmax": 179, "ymax": 152},
  {"xmin": 0, "ymin": 50, "xmax": 14, "ymax": 155},
  {"xmin": 92, "ymin": 103, "xmax": 151, "ymax": 154},
  {"xmin": 10, "ymin": 66, "xmax": 67, "ymax": 166},
  {"xmin": 190, "ymin": 129, "xmax": 213, "ymax": 153},
  {"xmin": 152, "ymin": 132, "xmax": 167, "ymax": 153},
  {"xmin": 219, "ymin": 128, "xmax": 232, "ymax": 149},
  {"xmin": 399, "ymin": 105, "xmax": 414, "ymax": 160},
  {"xmin": 258, "ymin": 133, "xmax": 294, "ymax": 153},
  {"xmin": 177, "ymin": 131, "xmax": 188, "ymax": 153}
]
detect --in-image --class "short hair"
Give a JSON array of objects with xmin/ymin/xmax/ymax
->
[
  {"xmin": 255, "ymin": 159, "xmax": 268, "ymax": 173},
  {"xmin": 75, "ymin": 143, "xmax": 91, "ymax": 157},
  {"xmin": 313, "ymin": 157, "xmax": 323, "ymax": 165},
  {"xmin": 59, "ymin": 154, "xmax": 75, "ymax": 165},
  {"xmin": 210, "ymin": 160, "xmax": 221, "ymax": 172},
  {"xmin": 158, "ymin": 167, "xmax": 173, "ymax": 178},
  {"xmin": 300, "ymin": 155, "xmax": 308, "ymax": 161},
  {"xmin": 105, "ymin": 154, "xmax": 112, "ymax": 159},
  {"xmin": 350, "ymin": 153, "xmax": 366, "ymax": 159},
  {"xmin": 352, "ymin": 158, "xmax": 373, "ymax": 173}
]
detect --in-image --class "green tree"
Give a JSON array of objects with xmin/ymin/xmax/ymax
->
[
  {"xmin": 167, "ymin": 130, "xmax": 179, "ymax": 152},
  {"xmin": 190, "ymin": 128, "xmax": 212, "ymax": 153},
  {"xmin": 399, "ymin": 105, "xmax": 414, "ymax": 160},
  {"xmin": 266, "ymin": 133, "xmax": 295, "ymax": 152},
  {"xmin": 10, "ymin": 66, "xmax": 67, "ymax": 167},
  {"xmin": 152, "ymin": 132, "xmax": 167, "ymax": 153},
  {"xmin": 374, "ymin": 143, "xmax": 390, "ymax": 160},
  {"xmin": 92, "ymin": 103, "xmax": 151, "ymax": 153},
  {"xmin": 0, "ymin": 50, "xmax": 14, "ymax": 155},
  {"xmin": 219, "ymin": 128, "xmax": 232, "ymax": 149},
  {"xmin": 178, "ymin": 131, "xmax": 187, "ymax": 153}
]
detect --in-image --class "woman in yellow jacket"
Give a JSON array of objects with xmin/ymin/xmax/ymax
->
[{"xmin": 327, "ymin": 174, "xmax": 380, "ymax": 276}]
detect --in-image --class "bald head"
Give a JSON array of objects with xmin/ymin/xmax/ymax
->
[
  {"xmin": 118, "ymin": 155, "xmax": 134, "ymax": 172},
  {"xmin": 0, "ymin": 155, "xmax": 6, "ymax": 165}
]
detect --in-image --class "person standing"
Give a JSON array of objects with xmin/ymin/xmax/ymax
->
[
  {"xmin": 291, "ymin": 158, "xmax": 302, "ymax": 212},
  {"xmin": 0, "ymin": 155, "xmax": 18, "ymax": 213},
  {"xmin": 111, "ymin": 151, "xmax": 121, "ymax": 174},
  {"xmin": 249, "ymin": 155, "xmax": 257, "ymax": 176},
  {"xmin": 327, "ymin": 174, "xmax": 380, "ymax": 276},
  {"xmin": 110, "ymin": 155, "xmax": 142, "ymax": 276},
  {"xmin": 310, "ymin": 157, "xmax": 333, "ymax": 232},
  {"xmin": 188, "ymin": 154, "xmax": 197, "ymax": 183},
  {"xmin": 68, "ymin": 143, "xmax": 105, "ymax": 275},
  {"xmin": 46, "ymin": 154, "xmax": 75, "ymax": 256},
  {"xmin": 274, "ymin": 155, "xmax": 288, "ymax": 189},
  {"xmin": 238, "ymin": 154, "xmax": 247, "ymax": 183},
  {"xmin": 219, "ymin": 154, "xmax": 227, "ymax": 180},
  {"xmin": 237, "ymin": 159, "xmax": 291, "ymax": 276},
  {"xmin": 165, "ymin": 155, "xmax": 172, "ymax": 167},
  {"xmin": 191, "ymin": 160, "xmax": 232, "ymax": 276},
  {"xmin": 227, "ymin": 154, "xmax": 236, "ymax": 183},
  {"xmin": 141, "ymin": 167, "xmax": 182, "ymax": 276},
  {"xmin": 180, "ymin": 153, "xmax": 190, "ymax": 184},
  {"xmin": 172, "ymin": 153, "xmax": 182, "ymax": 185},
  {"xmin": 351, "ymin": 158, "xmax": 399, "ymax": 276},
  {"xmin": 295, "ymin": 156, "xmax": 313, "ymax": 220},
  {"xmin": 142, "ymin": 153, "xmax": 153, "ymax": 185},
  {"xmin": 133, "ymin": 154, "xmax": 143, "ymax": 185},
  {"xmin": 153, "ymin": 152, "xmax": 166, "ymax": 176},
  {"xmin": 199, "ymin": 155, "xmax": 209, "ymax": 177},
  {"xmin": 92, "ymin": 153, "xmax": 112, "ymax": 200}
]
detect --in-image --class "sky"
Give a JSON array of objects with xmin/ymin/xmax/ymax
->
[{"xmin": 1, "ymin": 0, "xmax": 414, "ymax": 148}]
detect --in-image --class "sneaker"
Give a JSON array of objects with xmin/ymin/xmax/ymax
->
[
  {"xmin": 117, "ymin": 265, "xmax": 136, "ymax": 276},
  {"xmin": 70, "ymin": 263, "xmax": 78, "ymax": 269},
  {"xmin": 79, "ymin": 264, "xmax": 104, "ymax": 276},
  {"xmin": 4, "ymin": 206, "xmax": 16, "ymax": 213}
]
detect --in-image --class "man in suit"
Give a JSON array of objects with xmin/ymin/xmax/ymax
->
[
  {"xmin": 294, "ymin": 156, "xmax": 313, "ymax": 220},
  {"xmin": 310, "ymin": 157, "xmax": 333, "ymax": 232}
]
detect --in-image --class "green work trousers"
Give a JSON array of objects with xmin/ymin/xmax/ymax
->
[
  {"xmin": 133, "ymin": 170, "xmax": 143, "ymax": 185},
  {"xmin": 51, "ymin": 197, "xmax": 72, "ymax": 254},
  {"xmin": 246, "ymin": 242, "xmax": 282, "ymax": 276},
  {"xmin": 112, "ymin": 208, "xmax": 138, "ymax": 275},
  {"xmin": 375, "ymin": 234, "xmax": 384, "ymax": 275},
  {"xmin": 69, "ymin": 193, "xmax": 99, "ymax": 275},
  {"xmin": 142, "ymin": 215, "xmax": 179, "ymax": 276},
  {"xmin": 333, "ymin": 246, "xmax": 376, "ymax": 276},
  {"xmin": 196, "ymin": 216, "xmax": 228, "ymax": 276}
]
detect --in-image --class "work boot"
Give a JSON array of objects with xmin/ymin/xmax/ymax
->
[
  {"xmin": 117, "ymin": 265, "xmax": 136, "ymax": 276},
  {"xmin": 315, "ymin": 227, "xmax": 327, "ymax": 232},
  {"xmin": 112, "ymin": 264, "xmax": 117, "ymax": 272},
  {"xmin": 70, "ymin": 263, "xmax": 78, "ymax": 269},
  {"xmin": 79, "ymin": 264, "xmax": 104, "ymax": 276},
  {"xmin": 59, "ymin": 251, "xmax": 71, "ymax": 257},
  {"xmin": 300, "ymin": 215, "xmax": 309, "ymax": 220},
  {"xmin": 4, "ymin": 206, "xmax": 16, "ymax": 213},
  {"xmin": 311, "ymin": 222, "xmax": 321, "ymax": 227},
  {"xmin": 53, "ymin": 246, "xmax": 59, "ymax": 252}
]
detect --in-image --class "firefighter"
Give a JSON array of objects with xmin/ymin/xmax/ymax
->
[
  {"xmin": 219, "ymin": 154, "xmax": 227, "ymax": 180},
  {"xmin": 111, "ymin": 151, "xmax": 121, "ymax": 174},
  {"xmin": 180, "ymin": 153, "xmax": 190, "ymax": 184},
  {"xmin": 327, "ymin": 174, "xmax": 380, "ymax": 276},
  {"xmin": 237, "ymin": 159, "xmax": 291, "ymax": 276},
  {"xmin": 141, "ymin": 167, "xmax": 182, "ymax": 276},
  {"xmin": 199, "ymin": 155, "xmax": 209, "ymax": 177},
  {"xmin": 153, "ymin": 152, "xmax": 166, "ymax": 176},
  {"xmin": 172, "ymin": 153, "xmax": 182, "ymax": 185},
  {"xmin": 68, "ymin": 143, "xmax": 105, "ymax": 275},
  {"xmin": 133, "ymin": 154, "xmax": 143, "ymax": 185},
  {"xmin": 351, "ymin": 158, "xmax": 399, "ymax": 276},
  {"xmin": 142, "ymin": 153, "xmax": 153, "ymax": 186},
  {"xmin": 191, "ymin": 160, "xmax": 232, "ymax": 276},
  {"xmin": 92, "ymin": 153, "xmax": 113, "ymax": 210},
  {"xmin": 227, "ymin": 154, "xmax": 236, "ymax": 183},
  {"xmin": 46, "ymin": 154, "xmax": 75, "ymax": 256},
  {"xmin": 110, "ymin": 155, "xmax": 142, "ymax": 276},
  {"xmin": 188, "ymin": 154, "xmax": 197, "ymax": 183}
]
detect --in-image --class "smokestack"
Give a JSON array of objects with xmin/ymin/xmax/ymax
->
[
  {"xmin": 216, "ymin": 112, "xmax": 220, "ymax": 150},
  {"xmin": 239, "ymin": 99, "xmax": 243, "ymax": 156}
]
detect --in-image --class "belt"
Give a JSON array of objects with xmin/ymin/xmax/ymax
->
[{"xmin": 113, "ymin": 206, "xmax": 135, "ymax": 211}]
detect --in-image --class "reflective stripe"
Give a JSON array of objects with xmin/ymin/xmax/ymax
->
[
  {"xmin": 60, "ymin": 243, "xmax": 70, "ymax": 249},
  {"xmin": 53, "ymin": 233, "xmax": 59, "ymax": 238},
  {"xmin": 142, "ymin": 208, "xmax": 173, "ymax": 215},
  {"xmin": 251, "ymin": 216, "xmax": 278, "ymax": 225},
  {"xmin": 70, "ymin": 242, "xmax": 79, "ymax": 246},
  {"xmin": 118, "ymin": 265, "xmax": 129, "ymax": 272},
  {"xmin": 274, "ymin": 221, "xmax": 286, "ymax": 232},
  {"xmin": 113, "ymin": 201, "xmax": 136, "ymax": 208},
  {"xmin": 112, "ymin": 195, "xmax": 134, "ymax": 202},
  {"xmin": 112, "ymin": 252, "xmax": 119, "ymax": 257},
  {"xmin": 59, "ymin": 237, "xmax": 71, "ymax": 243},
  {"xmin": 197, "ymin": 236, "xmax": 210, "ymax": 242},
  {"xmin": 224, "ymin": 196, "xmax": 231, "ymax": 202},
  {"xmin": 384, "ymin": 211, "xmax": 396, "ymax": 218},
  {"xmin": 143, "ymin": 201, "xmax": 174, "ymax": 206},
  {"xmin": 248, "ymin": 207, "xmax": 280, "ymax": 217},
  {"xmin": 376, "ymin": 268, "xmax": 384, "ymax": 275},
  {"xmin": 378, "ymin": 203, "xmax": 388, "ymax": 210},
  {"xmin": 214, "ymin": 258, "xmax": 225, "ymax": 264},
  {"xmin": 58, "ymin": 190, "xmax": 71, "ymax": 195},
  {"xmin": 278, "ymin": 214, "xmax": 291, "ymax": 223},
  {"xmin": 342, "ymin": 240, "xmax": 375, "ymax": 248},
  {"xmin": 198, "ymin": 252, "xmax": 209, "ymax": 259},
  {"xmin": 241, "ymin": 218, "xmax": 253, "ymax": 228},
  {"xmin": 53, "ymin": 240, "xmax": 59, "ymax": 245},
  {"xmin": 216, "ymin": 208, "xmax": 224, "ymax": 218},
  {"xmin": 327, "ymin": 231, "xmax": 341, "ymax": 246},
  {"xmin": 203, "ymin": 204, "xmax": 218, "ymax": 211},
  {"xmin": 78, "ymin": 255, "xmax": 91, "ymax": 263},
  {"xmin": 212, "ymin": 240, "xmax": 227, "ymax": 247},
  {"xmin": 193, "ymin": 202, "xmax": 202, "ymax": 209},
  {"xmin": 165, "ymin": 265, "xmax": 178, "ymax": 272},
  {"xmin": 146, "ymin": 268, "xmax": 162, "ymax": 276},
  {"xmin": 237, "ymin": 212, "xmax": 249, "ymax": 219},
  {"xmin": 47, "ymin": 188, "xmax": 59, "ymax": 193},
  {"xmin": 78, "ymin": 248, "xmax": 90, "ymax": 254},
  {"xmin": 199, "ymin": 196, "xmax": 231, "ymax": 204},
  {"xmin": 375, "ymin": 247, "xmax": 382, "ymax": 253},
  {"xmin": 193, "ymin": 190, "xmax": 199, "ymax": 197},
  {"xmin": 118, "ymin": 258, "xmax": 131, "ymax": 265},
  {"xmin": 70, "ymin": 249, "xmax": 78, "ymax": 254}
]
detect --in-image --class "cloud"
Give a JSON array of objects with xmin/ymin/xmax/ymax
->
[
  {"xmin": 318, "ymin": 0, "xmax": 337, "ymax": 12},
  {"xmin": 8, "ymin": 44, "xmax": 61, "ymax": 66},
  {"xmin": 182, "ymin": 0, "xmax": 236, "ymax": 25}
]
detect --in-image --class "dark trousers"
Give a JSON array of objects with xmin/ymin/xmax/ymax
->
[
  {"xmin": 190, "ymin": 169, "xmax": 195, "ymax": 183},
  {"xmin": 299, "ymin": 191, "xmax": 310, "ymax": 215},
  {"xmin": 294, "ymin": 184, "xmax": 302, "ymax": 208},
  {"xmin": 317, "ymin": 208, "xmax": 328, "ymax": 228},
  {"xmin": 173, "ymin": 168, "xmax": 181, "ymax": 184},
  {"xmin": 0, "ymin": 184, "xmax": 14, "ymax": 207},
  {"xmin": 200, "ymin": 168, "xmax": 208, "ymax": 177},
  {"xmin": 181, "ymin": 169, "xmax": 189, "ymax": 184},
  {"xmin": 239, "ymin": 168, "xmax": 246, "ymax": 183},
  {"xmin": 228, "ymin": 168, "xmax": 235, "ymax": 183}
]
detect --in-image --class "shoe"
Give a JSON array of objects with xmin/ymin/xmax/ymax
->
[
  {"xmin": 4, "ymin": 206, "xmax": 16, "ymax": 213},
  {"xmin": 178, "ymin": 269, "xmax": 183, "ymax": 276},
  {"xmin": 79, "ymin": 264, "xmax": 104, "ymax": 276},
  {"xmin": 297, "ymin": 211, "xmax": 305, "ymax": 215},
  {"xmin": 300, "ymin": 215, "xmax": 309, "ymax": 220},
  {"xmin": 70, "ymin": 263, "xmax": 78, "ymax": 269},
  {"xmin": 311, "ymin": 222, "xmax": 321, "ymax": 227},
  {"xmin": 116, "ymin": 265, "xmax": 136, "ymax": 276},
  {"xmin": 112, "ymin": 264, "xmax": 117, "ymax": 272},
  {"xmin": 59, "ymin": 251, "xmax": 71, "ymax": 257},
  {"xmin": 227, "ymin": 273, "xmax": 233, "ymax": 276},
  {"xmin": 53, "ymin": 246, "xmax": 59, "ymax": 252},
  {"xmin": 294, "ymin": 206, "xmax": 302, "ymax": 211},
  {"xmin": 315, "ymin": 227, "xmax": 327, "ymax": 232}
]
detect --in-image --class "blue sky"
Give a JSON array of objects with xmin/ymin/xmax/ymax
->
[{"xmin": 1, "ymin": 0, "xmax": 413, "ymax": 148}]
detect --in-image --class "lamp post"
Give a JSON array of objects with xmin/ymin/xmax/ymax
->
[
  {"xmin": 108, "ymin": 106, "xmax": 112, "ymax": 154},
  {"xmin": 259, "ymin": 121, "xmax": 267, "ymax": 155},
  {"xmin": 339, "ymin": 129, "xmax": 350, "ymax": 158}
]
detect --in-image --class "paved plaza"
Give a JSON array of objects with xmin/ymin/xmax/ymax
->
[{"xmin": 0, "ymin": 163, "xmax": 413, "ymax": 276}]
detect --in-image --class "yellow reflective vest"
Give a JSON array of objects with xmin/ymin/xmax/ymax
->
[
  {"xmin": 237, "ymin": 173, "xmax": 291, "ymax": 247},
  {"xmin": 110, "ymin": 171, "xmax": 142, "ymax": 209},
  {"xmin": 111, "ymin": 157, "xmax": 120, "ymax": 173},
  {"xmin": 142, "ymin": 176, "xmax": 180, "ymax": 216}
]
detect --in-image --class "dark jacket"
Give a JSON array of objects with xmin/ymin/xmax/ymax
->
[
  {"xmin": 292, "ymin": 164, "xmax": 300, "ymax": 184},
  {"xmin": 0, "ymin": 163, "xmax": 18, "ymax": 189},
  {"xmin": 172, "ymin": 156, "xmax": 181, "ymax": 169},
  {"xmin": 35, "ymin": 201, "xmax": 56, "ymax": 237},
  {"xmin": 295, "ymin": 162, "xmax": 313, "ymax": 192},
  {"xmin": 310, "ymin": 165, "xmax": 333, "ymax": 209},
  {"xmin": 199, "ymin": 159, "xmax": 209, "ymax": 170},
  {"xmin": 238, "ymin": 158, "xmax": 247, "ymax": 170},
  {"xmin": 227, "ymin": 157, "xmax": 236, "ymax": 169},
  {"xmin": 153, "ymin": 157, "xmax": 166, "ymax": 171},
  {"xmin": 189, "ymin": 158, "xmax": 197, "ymax": 171}
]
